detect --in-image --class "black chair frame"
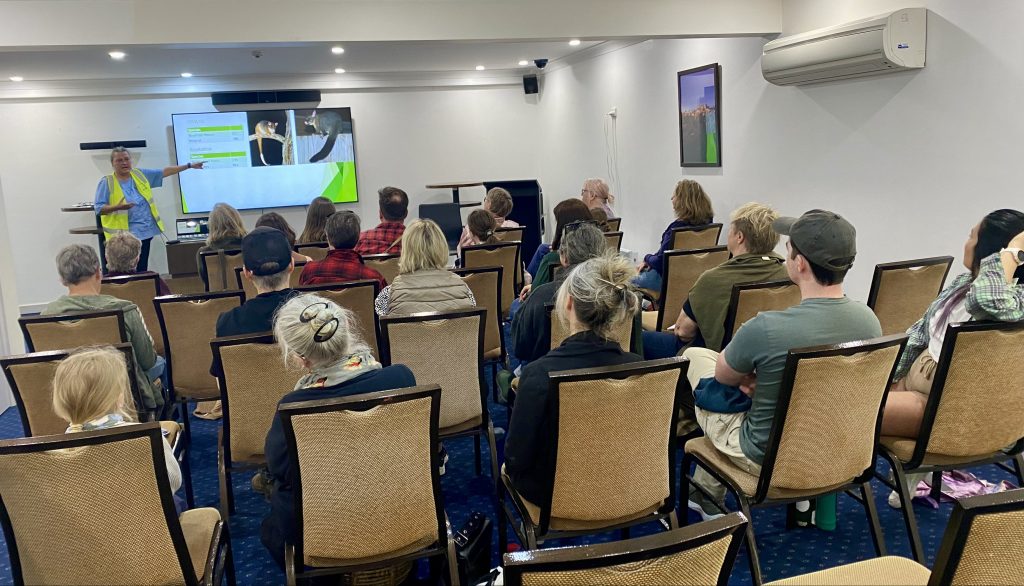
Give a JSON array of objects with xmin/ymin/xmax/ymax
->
[
  {"xmin": 874, "ymin": 320, "xmax": 1024, "ymax": 563},
  {"xmin": 865, "ymin": 255, "xmax": 955, "ymax": 311},
  {"xmin": 278, "ymin": 385, "xmax": 458, "ymax": 586},
  {"xmin": 720, "ymin": 279, "xmax": 796, "ymax": 348},
  {"xmin": 603, "ymin": 230, "xmax": 624, "ymax": 252},
  {"xmin": 543, "ymin": 303, "xmax": 644, "ymax": 356},
  {"xmin": 198, "ymin": 248, "xmax": 243, "ymax": 292},
  {"xmin": 670, "ymin": 223, "xmax": 723, "ymax": 250},
  {"xmin": 683, "ymin": 334, "xmax": 908, "ymax": 585},
  {"xmin": 460, "ymin": 241, "xmax": 523, "ymax": 305},
  {"xmin": 0, "ymin": 422, "xmax": 233, "ymax": 586},
  {"xmin": 929, "ymin": 488, "xmax": 1024, "ymax": 584},
  {"xmin": 499, "ymin": 357, "xmax": 689, "ymax": 552},
  {"xmin": 452, "ymin": 266, "xmax": 507, "ymax": 402},
  {"xmin": 502, "ymin": 512, "xmax": 747, "ymax": 586},
  {"xmin": 653, "ymin": 246, "xmax": 728, "ymax": 331},
  {"xmin": 19, "ymin": 308, "xmax": 127, "ymax": 354}
]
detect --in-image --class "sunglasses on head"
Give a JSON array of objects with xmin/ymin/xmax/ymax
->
[{"xmin": 563, "ymin": 219, "xmax": 599, "ymax": 233}]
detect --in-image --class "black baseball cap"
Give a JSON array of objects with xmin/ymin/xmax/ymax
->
[
  {"xmin": 242, "ymin": 227, "xmax": 293, "ymax": 276},
  {"xmin": 773, "ymin": 209, "xmax": 857, "ymax": 271}
]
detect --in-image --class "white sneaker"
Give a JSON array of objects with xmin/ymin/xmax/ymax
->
[
  {"xmin": 888, "ymin": 490, "xmax": 902, "ymax": 509},
  {"xmin": 687, "ymin": 488, "xmax": 726, "ymax": 522}
]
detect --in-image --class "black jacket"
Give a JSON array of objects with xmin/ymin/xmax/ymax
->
[
  {"xmin": 504, "ymin": 331, "xmax": 642, "ymax": 505},
  {"xmin": 510, "ymin": 279, "xmax": 561, "ymax": 362}
]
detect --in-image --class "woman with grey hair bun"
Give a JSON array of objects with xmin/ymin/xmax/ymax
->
[
  {"xmin": 504, "ymin": 254, "xmax": 643, "ymax": 505},
  {"xmin": 260, "ymin": 293, "xmax": 416, "ymax": 569}
]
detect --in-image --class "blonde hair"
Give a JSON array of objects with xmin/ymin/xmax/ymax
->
[
  {"xmin": 730, "ymin": 202, "xmax": 781, "ymax": 254},
  {"xmin": 672, "ymin": 180, "xmax": 714, "ymax": 225},
  {"xmin": 483, "ymin": 187, "xmax": 513, "ymax": 219},
  {"xmin": 398, "ymin": 219, "xmax": 449, "ymax": 274},
  {"xmin": 555, "ymin": 253, "xmax": 640, "ymax": 339},
  {"xmin": 298, "ymin": 196, "xmax": 336, "ymax": 243},
  {"xmin": 105, "ymin": 232, "xmax": 142, "ymax": 273},
  {"xmin": 52, "ymin": 347, "xmax": 136, "ymax": 427},
  {"xmin": 467, "ymin": 209, "xmax": 499, "ymax": 245},
  {"xmin": 274, "ymin": 294, "xmax": 368, "ymax": 368},
  {"xmin": 583, "ymin": 178, "xmax": 615, "ymax": 206},
  {"xmin": 207, "ymin": 203, "xmax": 247, "ymax": 246}
]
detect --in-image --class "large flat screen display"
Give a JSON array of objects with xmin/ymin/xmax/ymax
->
[{"xmin": 171, "ymin": 107, "xmax": 358, "ymax": 213}]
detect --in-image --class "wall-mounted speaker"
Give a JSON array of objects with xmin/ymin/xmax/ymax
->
[
  {"xmin": 211, "ymin": 89, "xmax": 321, "ymax": 111},
  {"xmin": 79, "ymin": 140, "xmax": 147, "ymax": 151},
  {"xmin": 523, "ymin": 75, "xmax": 539, "ymax": 95}
]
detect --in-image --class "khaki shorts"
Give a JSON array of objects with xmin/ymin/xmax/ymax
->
[{"xmin": 905, "ymin": 352, "xmax": 937, "ymax": 395}]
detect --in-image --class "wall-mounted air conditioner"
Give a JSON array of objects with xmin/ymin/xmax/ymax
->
[{"xmin": 762, "ymin": 7, "xmax": 926, "ymax": 86}]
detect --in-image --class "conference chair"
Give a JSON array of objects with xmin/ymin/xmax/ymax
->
[
  {"xmin": 640, "ymin": 246, "xmax": 729, "ymax": 330},
  {"xmin": 767, "ymin": 489, "xmax": 1024, "ymax": 586},
  {"xmin": 452, "ymin": 266, "xmax": 506, "ymax": 401},
  {"xmin": 461, "ymin": 241, "xmax": 521, "ymax": 320},
  {"xmin": 682, "ymin": 334, "xmax": 908, "ymax": 585},
  {"xmin": 212, "ymin": 332, "xmax": 299, "ymax": 521},
  {"xmin": 379, "ymin": 308, "xmax": 498, "ymax": 480},
  {"xmin": 101, "ymin": 272, "xmax": 166, "ymax": 355},
  {"xmin": 721, "ymin": 280, "xmax": 803, "ymax": 347},
  {"xmin": 295, "ymin": 280, "xmax": 382, "ymax": 360},
  {"xmin": 0, "ymin": 423, "xmax": 233, "ymax": 586},
  {"xmin": 504, "ymin": 513, "xmax": 748, "ymax": 586},
  {"xmin": 155, "ymin": 290, "xmax": 245, "ymax": 508},
  {"xmin": 546, "ymin": 302, "xmax": 642, "ymax": 355},
  {"xmin": 866, "ymin": 256, "xmax": 954, "ymax": 335},
  {"xmin": 498, "ymin": 358, "xmax": 688, "ymax": 552},
  {"xmin": 232, "ymin": 262, "xmax": 307, "ymax": 300},
  {"xmin": 1, "ymin": 343, "xmax": 145, "ymax": 435},
  {"xmin": 671, "ymin": 223, "xmax": 722, "ymax": 250},
  {"xmin": 277, "ymin": 385, "xmax": 459, "ymax": 586},
  {"xmin": 604, "ymin": 231, "xmax": 624, "ymax": 252},
  {"xmin": 295, "ymin": 241, "xmax": 329, "ymax": 261},
  {"xmin": 494, "ymin": 226, "xmax": 525, "ymax": 243},
  {"xmin": 199, "ymin": 248, "xmax": 244, "ymax": 292},
  {"xmin": 875, "ymin": 320, "xmax": 1024, "ymax": 563},
  {"xmin": 362, "ymin": 252, "xmax": 401, "ymax": 285},
  {"xmin": 605, "ymin": 217, "xmax": 622, "ymax": 232},
  {"xmin": 18, "ymin": 308, "xmax": 127, "ymax": 353}
]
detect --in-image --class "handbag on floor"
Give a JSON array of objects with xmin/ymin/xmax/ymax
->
[{"xmin": 455, "ymin": 512, "xmax": 493, "ymax": 586}]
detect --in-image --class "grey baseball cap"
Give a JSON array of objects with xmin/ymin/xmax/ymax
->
[{"xmin": 773, "ymin": 209, "xmax": 857, "ymax": 271}]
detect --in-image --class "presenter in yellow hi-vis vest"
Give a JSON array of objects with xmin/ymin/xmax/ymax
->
[{"xmin": 94, "ymin": 147, "xmax": 204, "ymax": 271}]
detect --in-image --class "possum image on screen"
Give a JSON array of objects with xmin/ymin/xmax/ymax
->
[{"xmin": 303, "ymin": 110, "xmax": 347, "ymax": 163}]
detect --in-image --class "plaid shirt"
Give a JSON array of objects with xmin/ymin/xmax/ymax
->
[
  {"xmin": 354, "ymin": 221, "xmax": 405, "ymax": 256},
  {"xmin": 894, "ymin": 252, "xmax": 1024, "ymax": 379},
  {"xmin": 298, "ymin": 249, "xmax": 388, "ymax": 289}
]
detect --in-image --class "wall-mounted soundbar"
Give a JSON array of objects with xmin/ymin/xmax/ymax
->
[
  {"xmin": 80, "ymin": 140, "xmax": 147, "ymax": 151},
  {"xmin": 211, "ymin": 89, "xmax": 321, "ymax": 110}
]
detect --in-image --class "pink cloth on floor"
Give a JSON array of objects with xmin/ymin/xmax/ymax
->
[{"xmin": 913, "ymin": 470, "xmax": 1017, "ymax": 509}]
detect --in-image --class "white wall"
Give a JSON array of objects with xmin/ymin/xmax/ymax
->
[
  {"xmin": 0, "ymin": 86, "xmax": 540, "ymax": 311},
  {"xmin": 536, "ymin": 1, "xmax": 1024, "ymax": 301}
]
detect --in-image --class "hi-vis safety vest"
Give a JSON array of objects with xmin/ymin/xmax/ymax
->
[{"xmin": 101, "ymin": 169, "xmax": 165, "ymax": 240}]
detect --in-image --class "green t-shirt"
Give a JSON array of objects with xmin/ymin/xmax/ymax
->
[{"xmin": 723, "ymin": 297, "xmax": 882, "ymax": 464}]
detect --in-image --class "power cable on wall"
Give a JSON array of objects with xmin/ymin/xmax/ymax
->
[{"xmin": 604, "ymin": 107, "xmax": 621, "ymax": 207}]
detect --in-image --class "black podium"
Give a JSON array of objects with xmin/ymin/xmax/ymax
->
[{"xmin": 483, "ymin": 179, "xmax": 544, "ymax": 259}]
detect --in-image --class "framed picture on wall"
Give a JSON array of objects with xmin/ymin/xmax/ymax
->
[{"xmin": 677, "ymin": 63, "xmax": 722, "ymax": 167}]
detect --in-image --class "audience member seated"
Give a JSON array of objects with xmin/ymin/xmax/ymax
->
[
  {"xmin": 580, "ymin": 177, "xmax": 616, "ymax": 218},
  {"xmin": 644, "ymin": 202, "xmax": 787, "ymax": 358},
  {"xmin": 456, "ymin": 209, "xmax": 501, "ymax": 258},
  {"xmin": 457, "ymin": 188, "xmax": 520, "ymax": 255},
  {"xmin": 261, "ymin": 293, "xmax": 416, "ymax": 568},
  {"xmin": 511, "ymin": 222, "xmax": 607, "ymax": 363},
  {"xmin": 355, "ymin": 186, "xmax": 409, "ymax": 255},
  {"xmin": 104, "ymin": 231, "xmax": 171, "ymax": 296},
  {"xmin": 505, "ymin": 255, "xmax": 642, "ymax": 505},
  {"xmin": 683, "ymin": 210, "xmax": 881, "ymax": 521},
  {"xmin": 634, "ymin": 179, "xmax": 715, "ymax": 294},
  {"xmin": 52, "ymin": 346, "xmax": 182, "ymax": 509},
  {"xmin": 210, "ymin": 227, "xmax": 296, "ymax": 376},
  {"xmin": 374, "ymin": 219, "xmax": 476, "ymax": 316},
  {"xmin": 296, "ymin": 196, "xmax": 336, "ymax": 244},
  {"xmin": 256, "ymin": 211, "xmax": 313, "ymax": 264},
  {"xmin": 298, "ymin": 211, "xmax": 387, "ymax": 289},
  {"xmin": 524, "ymin": 199, "xmax": 594, "ymax": 287},
  {"xmin": 43, "ymin": 244, "xmax": 164, "ymax": 411},
  {"xmin": 881, "ymin": 209, "xmax": 1024, "ymax": 498},
  {"xmin": 196, "ymin": 202, "xmax": 247, "ymax": 288}
]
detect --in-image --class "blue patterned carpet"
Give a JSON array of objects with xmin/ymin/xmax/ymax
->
[{"xmin": 0, "ymin": 382, "xmax": 1015, "ymax": 584}]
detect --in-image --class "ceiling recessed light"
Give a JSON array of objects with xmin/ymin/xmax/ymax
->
[
  {"xmin": 568, "ymin": 39, "xmax": 581, "ymax": 46},
  {"xmin": 334, "ymin": 68, "xmax": 346, "ymax": 74},
  {"xmin": 475, "ymin": 65, "xmax": 486, "ymax": 71},
  {"xmin": 331, "ymin": 46, "xmax": 345, "ymax": 55},
  {"xmin": 9, "ymin": 76, "xmax": 23, "ymax": 82},
  {"xmin": 518, "ymin": 60, "xmax": 529, "ymax": 66},
  {"xmin": 108, "ymin": 51, "xmax": 126, "ymax": 60},
  {"xmin": 180, "ymin": 72, "xmax": 193, "ymax": 78}
]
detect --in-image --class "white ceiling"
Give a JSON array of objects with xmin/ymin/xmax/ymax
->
[{"xmin": 0, "ymin": 40, "xmax": 603, "ymax": 82}]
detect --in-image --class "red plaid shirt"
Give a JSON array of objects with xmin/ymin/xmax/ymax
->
[
  {"xmin": 298, "ymin": 249, "xmax": 388, "ymax": 288},
  {"xmin": 354, "ymin": 221, "xmax": 405, "ymax": 255}
]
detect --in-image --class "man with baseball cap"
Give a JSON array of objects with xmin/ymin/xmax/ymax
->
[{"xmin": 683, "ymin": 209, "xmax": 882, "ymax": 520}]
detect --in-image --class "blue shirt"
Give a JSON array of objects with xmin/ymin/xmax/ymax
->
[{"xmin": 94, "ymin": 168, "xmax": 165, "ymax": 240}]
